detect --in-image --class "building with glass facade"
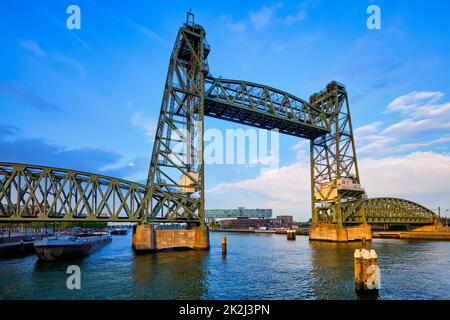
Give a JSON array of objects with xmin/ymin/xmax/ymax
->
[{"xmin": 205, "ymin": 207, "xmax": 272, "ymax": 219}]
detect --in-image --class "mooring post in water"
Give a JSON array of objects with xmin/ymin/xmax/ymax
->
[
  {"xmin": 287, "ymin": 229, "xmax": 296, "ymax": 240},
  {"xmin": 354, "ymin": 248, "xmax": 380, "ymax": 293},
  {"xmin": 361, "ymin": 249, "xmax": 370, "ymax": 287},
  {"xmin": 222, "ymin": 236, "xmax": 227, "ymax": 255},
  {"xmin": 354, "ymin": 249, "xmax": 363, "ymax": 291}
]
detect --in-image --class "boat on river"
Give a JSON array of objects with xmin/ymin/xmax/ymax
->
[
  {"xmin": 34, "ymin": 232, "xmax": 112, "ymax": 261},
  {"xmin": 110, "ymin": 228, "xmax": 128, "ymax": 235}
]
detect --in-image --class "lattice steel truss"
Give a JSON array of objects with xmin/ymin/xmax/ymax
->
[
  {"xmin": 309, "ymin": 81, "xmax": 366, "ymax": 226},
  {"xmin": 146, "ymin": 16, "xmax": 208, "ymax": 225},
  {"xmin": 204, "ymin": 77, "xmax": 328, "ymax": 139},
  {"xmin": 0, "ymin": 16, "xmax": 438, "ymax": 226},
  {"xmin": 0, "ymin": 163, "xmax": 149, "ymax": 222},
  {"xmin": 356, "ymin": 197, "xmax": 436, "ymax": 224}
]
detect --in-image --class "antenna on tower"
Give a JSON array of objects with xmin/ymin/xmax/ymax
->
[{"xmin": 186, "ymin": 9, "xmax": 194, "ymax": 26}]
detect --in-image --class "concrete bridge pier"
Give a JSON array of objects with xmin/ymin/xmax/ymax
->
[
  {"xmin": 309, "ymin": 224, "xmax": 372, "ymax": 242},
  {"xmin": 132, "ymin": 224, "xmax": 210, "ymax": 252}
]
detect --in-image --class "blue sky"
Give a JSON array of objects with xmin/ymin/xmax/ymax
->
[{"xmin": 1, "ymin": 0, "xmax": 450, "ymax": 220}]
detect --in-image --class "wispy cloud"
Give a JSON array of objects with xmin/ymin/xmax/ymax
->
[
  {"xmin": 0, "ymin": 124, "xmax": 21, "ymax": 138},
  {"xmin": 52, "ymin": 53, "xmax": 87, "ymax": 79},
  {"xmin": 19, "ymin": 39, "xmax": 46, "ymax": 57},
  {"xmin": 102, "ymin": 156, "xmax": 149, "ymax": 182},
  {"xmin": 355, "ymin": 121, "xmax": 383, "ymax": 139},
  {"xmin": 18, "ymin": 37, "xmax": 87, "ymax": 80},
  {"xmin": 0, "ymin": 130, "xmax": 119, "ymax": 173},
  {"xmin": 360, "ymin": 152, "xmax": 450, "ymax": 203},
  {"xmin": 386, "ymin": 91, "xmax": 445, "ymax": 116},
  {"xmin": 0, "ymin": 124, "xmax": 147, "ymax": 181},
  {"xmin": 131, "ymin": 111, "xmax": 156, "ymax": 139},
  {"xmin": 207, "ymin": 151, "xmax": 450, "ymax": 220},
  {"xmin": 283, "ymin": 10, "xmax": 307, "ymax": 25},
  {"xmin": 249, "ymin": 3, "xmax": 283, "ymax": 29},
  {"xmin": 331, "ymin": 26, "xmax": 409, "ymax": 93},
  {"xmin": 357, "ymin": 91, "xmax": 450, "ymax": 156},
  {"xmin": 67, "ymin": 0, "xmax": 168, "ymax": 47},
  {"xmin": 208, "ymin": 88, "xmax": 450, "ymax": 219},
  {"xmin": 247, "ymin": 1, "xmax": 314, "ymax": 29},
  {"xmin": 208, "ymin": 161, "xmax": 310, "ymax": 213},
  {"xmin": 219, "ymin": 1, "xmax": 315, "ymax": 44},
  {"xmin": 0, "ymin": 82, "xmax": 60, "ymax": 112},
  {"xmin": 129, "ymin": 21, "xmax": 169, "ymax": 45},
  {"xmin": 284, "ymin": 0, "xmax": 319, "ymax": 25},
  {"xmin": 220, "ymin": 15, "xmax": 247, "ymax": 33},
  {"xmin": 40, "ymin": 9, "xmax": 92, "ymax": 52}
]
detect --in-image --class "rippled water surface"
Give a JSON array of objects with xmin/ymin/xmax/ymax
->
[{"xmin": 1, "ymin": 232, "xmax": 449, "ymax": 299}]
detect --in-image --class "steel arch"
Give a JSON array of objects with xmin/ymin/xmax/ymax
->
[{"xmin": 344, "ymin": 197, "xmax": 437, "ymax": 225}]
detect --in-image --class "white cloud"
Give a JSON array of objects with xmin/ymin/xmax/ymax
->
[
  {"xmin": 131, "ymin": 22, "xmax": 168, "ymax": 45},
  {"xmin": 359, "ymin": 152, "xmax": 450, "ymax": 203},
  {"xmin": 291, "ymin": 140, "xmax": 310, "ymax": 163},
  {"xmin": 207, "ymin": 90, "xmax": 450, "ymax": 221},
  {"xmin": 249, "ymin": 3, "xmax": 283, "ymax": 29},
  {"xmin": 52, "ymin": 53, "xmax": 86, "ymax": 79},
  {"xmin": 248, "ymin": 1, "xmax": 313, "ymax": 29},
  {"xmin": 355, "ymin": 121, "xmax": 383, "ymax": 140},
  {"xmin": 221, "ymin": 2, "xmax": 311, "ymax": 37},
  {"xmin": 358, "ymin": 136, "xmax": 395, "ymax": 155},
  {"xmin": 131, "ymin": 112, "xmax": 156, "ymax": 139},
  {"xmin": 284, "ymin": 11, "xmax": 307, "ymax": 25},
  {"xmin": 107, "ymin": 12, "xmax": 169, "ymax": 46},
  {"xmin": 386, "ymin": 91, "xmax": 444, "ymax": 115},
  {"xmin": 208, "ymin": 162, "xmax": 311, "ymax": 217},
  {"xmin": 19, "ymin": 39, "xmax": 46, "ymax": 57},
  {"xmin": 357, "ymin": 91, "xmax": 450, "ymax": 156},
  {"xmin": 220, "ymin": 15, "xmax": 246, "ymax": 33},
  {"xmin": 207, "ymin": 151, "xmax": 450, "ymax": 221},
  {"xmin": 18, "ymin": 39, "xmax": 87, "ymax": 79}
]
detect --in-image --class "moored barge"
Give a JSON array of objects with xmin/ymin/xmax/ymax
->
[
  {"xmin": 34, "ymin": 233, "xmax": 112, "ymax": 261},
  {"xmin": 110, "ymin": 228, "xmax": 128, "ymax": 235}
]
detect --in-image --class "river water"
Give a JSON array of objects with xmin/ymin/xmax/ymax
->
[{"xmin": 1, "ymin": 232, "xmax": 449, "ymax": 300}]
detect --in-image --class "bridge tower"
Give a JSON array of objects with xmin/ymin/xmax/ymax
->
[
  {"xmin": 0, "ymin": 15, "xmax": 440, "ymax": 245},
  {"xmin": 146, "ymin": 12, "xmax": 209, "ymax": 226},
  {"xmin": 132, "ymin": 12, "xmax": 210, "ymax": 251},
  {"xmin": 309, "ymin": 81, "xmax": 370, "ymax": 241}
]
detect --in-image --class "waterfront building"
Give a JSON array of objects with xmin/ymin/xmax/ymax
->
[
  {"xmin": 205, "ymin": 207, "xmax": 272, "ymax": 219},
  {"xmin": 276, "ymin": 216, "xmax": 294, "ymax": 224},
  {"xmin": 219, "ymin": 216, "xmax": 295, "ymax": 230}
]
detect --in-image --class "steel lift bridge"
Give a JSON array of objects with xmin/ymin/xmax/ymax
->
[{"xmin": 0, "ymin": 15, "xmax": 437, "ymax": 236}]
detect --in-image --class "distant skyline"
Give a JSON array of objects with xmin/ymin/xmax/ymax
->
[{"xmin": 1, "ymin": 0, "xmax": 450, "ymax": 220}]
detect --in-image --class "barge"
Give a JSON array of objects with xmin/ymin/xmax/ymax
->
[
  {"xmin": 110, "ymin": 228, "xmax": 128, "ymax": 235},
  {"xmin": 34, "ymin": 233, "xmax": 112, "ymax": 261},
  {"xmin": 0, "ymin": 236, "xmax": 37, "ymax": 258}
]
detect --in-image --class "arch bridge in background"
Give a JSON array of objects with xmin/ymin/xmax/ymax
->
[
  {"xmin": 0, "ymin": 17, "xmax": 439, "ymax": 227},
  {"xmin": 345, "ymin": 197, "xmax": 437, "ymax": 225}
]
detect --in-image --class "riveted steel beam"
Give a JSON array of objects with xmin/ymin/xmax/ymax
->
[{"xmin": 0, "ymin": 163, "xmax": 150, "ymax": 222}]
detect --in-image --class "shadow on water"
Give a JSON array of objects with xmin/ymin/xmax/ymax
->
[
  {"xmin": 308, "ymin": 240, "xmax": 378, "ymax": 300},
  {"xmin": 3, "ymin": 233, "xmax": 450, "ymax": 299},
  {"xmin": 132, "ymin": 249, "xmax": 209, "ymax": 300},
  {"xmin": 33, "ymin": 257, "xmax": 85, "ymax": 272}
]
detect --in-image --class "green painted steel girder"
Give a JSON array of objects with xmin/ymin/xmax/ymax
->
[
  {"xmin": 0, "ymin": 162, "xmax": 150, "ymax": 222},
  {"xmin": 0, "ymin": 18, "xmax": 439, "ymax": 227},
  {"xmin": 146, "ymin": 19, "xmax": 207, "ymax": 226},
  {"xmin": 343, "ymin": 197, "xmax": 437, "ymax": 225},
  {"xmin": 204, "ymin": 77, "xmax": 329, "ymax": 139}
]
